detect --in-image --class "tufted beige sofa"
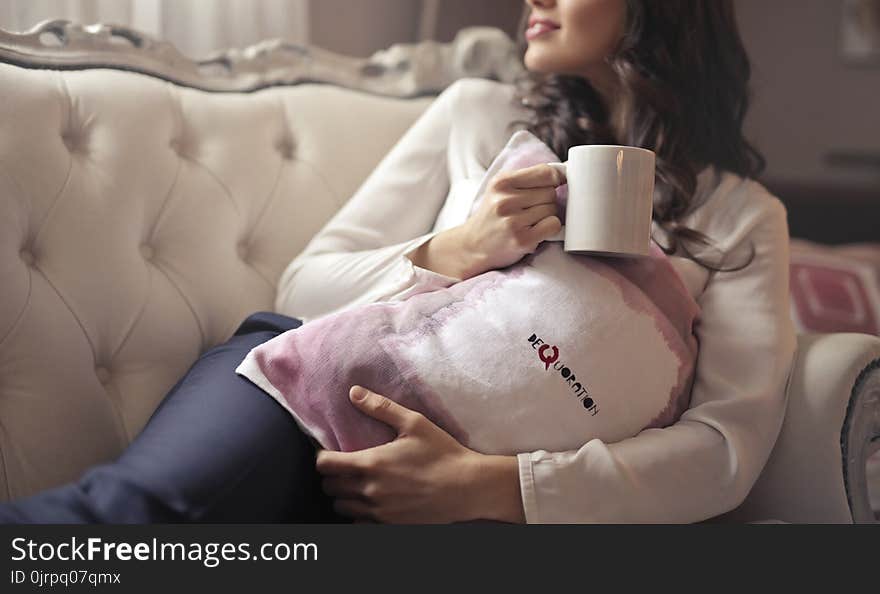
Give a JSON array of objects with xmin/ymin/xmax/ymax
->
[{"xmin": 0, "ymin": 23, "xmax": 878, "ymax": 523}]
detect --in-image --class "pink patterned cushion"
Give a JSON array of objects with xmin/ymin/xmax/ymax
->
[
  {"xmin": 789, "ymin": 238, "xmax": 880, "ymax": 335},
  {"xmin": 236, "ymin": 132, "xmax": 701, "ymax": 454}
]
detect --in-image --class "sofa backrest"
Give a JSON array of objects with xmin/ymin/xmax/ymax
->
[{"xmin": 0, "ymin": 61, "xmax": 432, "ymax": 499}]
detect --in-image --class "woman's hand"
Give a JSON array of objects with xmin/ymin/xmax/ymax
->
[
  {"xmin": 460, "ymin": 163, "xmax": 564, "ymax": 276},
  {"xmin": 404, "ymin": 164, "xmax": 564, "ymax": 281},
  {"xmin": 315, "ymin": 386, "xmax": 526, "ymax": 524}
]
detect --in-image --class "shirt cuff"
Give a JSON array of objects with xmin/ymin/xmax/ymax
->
[
  {"xmin": 517, "ymin": 452, "xmax": 540, "ymax": 524},
  {"xmin": 380, "ymin": 230, "xmax": 463, "ymax": 302}
]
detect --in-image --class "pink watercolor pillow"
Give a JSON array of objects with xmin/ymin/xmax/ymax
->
[{"xmin": 237, "ymin": 131, "xmax": 701, "ymax": 455}]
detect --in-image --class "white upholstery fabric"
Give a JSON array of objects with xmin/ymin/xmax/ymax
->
[{"xmin": 0, "ymin": 62, "xmax": 431, "ymax": 499}]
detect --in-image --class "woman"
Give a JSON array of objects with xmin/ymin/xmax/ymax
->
[{"xmin": 0, "ymin": 0, "xmax": 797, "ymax": 524}]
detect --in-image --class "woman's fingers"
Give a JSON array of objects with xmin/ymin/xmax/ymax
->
[
  {"xmin": 493, "ymin": 163, "xmax": 565, "ymax": 190},
  {"xmin": 493, "ymin": 187, "xmax": 557, "ymax": 215},
  {"xmin": 315, "ymin": 449, "xmax": 371, "ymax": 476},
  {"xmin": 516, "ymin": 203, "xmax": 560, "ymax": 227},
  {"xmin": 524, "ymin": 215, "xmax": 563, "ymax": 245},
  {"xmin": 348, "ymin": 385, "xmax": 425, "ymax": 435}
]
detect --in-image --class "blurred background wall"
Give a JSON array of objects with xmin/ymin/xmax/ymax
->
[
  {"xmin": 310, "ymin": 0, "xmax": 523, "ymax": 56},
  {"xmin": 738, "ymin": 0, "xmax": 880, "ymax": 188},
  {"xmin": 0, "ymin": 0, "xmax": 877, "ymax": 190}
]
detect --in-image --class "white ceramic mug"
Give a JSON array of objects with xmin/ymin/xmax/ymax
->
[{"xmin": 546, "ymin": 145, "xmax": 655, "ymax": 257}]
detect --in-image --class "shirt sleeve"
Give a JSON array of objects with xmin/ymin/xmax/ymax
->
[
  {"xmin": 516, "ymin": 193, "xmax": 799, "ymax": 523},
  {"xmin": 274, "ymin": 82, "xmax": 465, "ymax": 323}
]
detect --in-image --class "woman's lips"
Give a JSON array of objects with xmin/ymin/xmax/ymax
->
[{"xmin": 526, "ymin": 21, "xmax": 560, "ymax": 41}]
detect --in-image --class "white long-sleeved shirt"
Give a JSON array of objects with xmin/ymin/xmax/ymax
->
[{"xmin": 275, "ymin": 78, "xmax": 798, "ymax": 523}]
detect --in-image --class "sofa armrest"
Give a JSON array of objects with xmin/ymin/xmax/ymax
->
[{"xmin": 729, "ymin": 333, "xmax": 880, "ymax": 523}]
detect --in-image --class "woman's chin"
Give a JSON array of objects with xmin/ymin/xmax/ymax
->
[
  {"xmin": 523, "ymin": 48, "xmax": 581, "ymax": 76},
  {"xmin": 523, "ymin": 52, "xmax": 558, "ymax": 75}
]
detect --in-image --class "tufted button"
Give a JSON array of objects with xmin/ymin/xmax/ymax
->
[
  {"xmin": 140, "ymin": 244, "xmax": 155, "ymax": 261},
  {"xmin": 61, "ymin": 130, "xmax": 87, "ymax": 154},
  {"xmin": 61, "ymin": 132, "xmax": 75, "ymax": 151},
  {"xmin": 170, "ymin": 137, "xmax": 190, "ymax": 158},
  {"xmin": 19, "ymin": 249, "xmax": 35, "ymax": 266},
  {"xmin": 275, "ymin": 136, "xmax": 296, "ymax": 160},
  {"xmin": 95, "ymin": 366, "xmax": 111, "ymax": 384},
  {"xmin": 236, "ymin": 241, "xmax": 250, "ymax": 261}
]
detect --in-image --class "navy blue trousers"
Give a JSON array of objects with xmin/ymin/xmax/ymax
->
[{"xmin": 0, "ymin": 312, "xmax": 350, "ymax": 524}]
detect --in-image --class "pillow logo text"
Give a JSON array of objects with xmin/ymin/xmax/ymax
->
[{"xmin": 528, "ymin": 333, "xmax": 599, "ymax": 416}]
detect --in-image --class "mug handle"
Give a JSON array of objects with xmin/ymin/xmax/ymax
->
[{"xmin": 545, "ymin": 162, "xmax": 567, "ymax": 242}]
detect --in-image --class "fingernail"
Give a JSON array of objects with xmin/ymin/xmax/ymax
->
[{"xmin": 350, "ymin": 386, "xmax": 367, "ymax": 401}]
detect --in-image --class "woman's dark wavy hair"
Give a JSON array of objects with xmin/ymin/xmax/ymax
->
[{"xmin": 517, "ymin": 0, "xmax": 762, "ymax": 272}]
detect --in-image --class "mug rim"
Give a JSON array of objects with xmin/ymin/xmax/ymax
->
[{"xmin": 568, "ymin": 144, "xmax": 655, "ymax": 157}]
